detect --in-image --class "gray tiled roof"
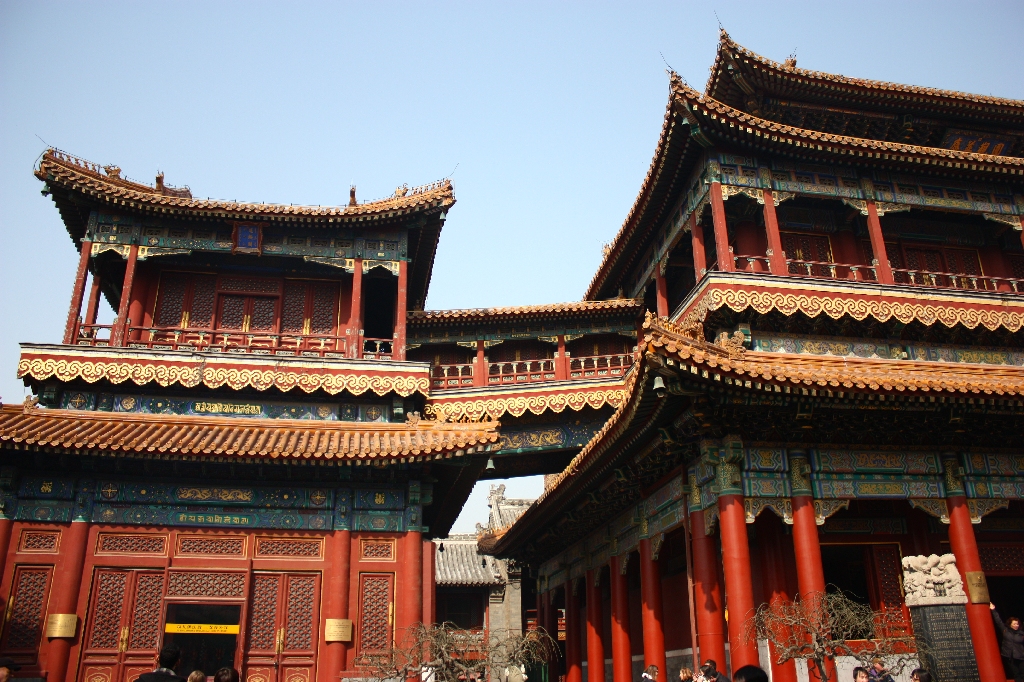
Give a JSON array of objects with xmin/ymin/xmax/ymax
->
[{"xmin": 435, "ymin": 536, "xmax": 501, "ymax": 586}]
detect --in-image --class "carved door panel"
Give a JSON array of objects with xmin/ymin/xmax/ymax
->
[
  {"xmin": 782, "ymin": 233, "xmax": 833, "ymax": 276},
  {"xmin": 280, "ymin": 281, "xmax": 341, "ymax": 352},
  {"xmin": 866, "ymin": 545, "xmax": 909, "ymax": 637},
  {"xmin": 79, "ymin": 570, "xmax": 167, "ymax": 682},
  {"xmin": 243, "ymin": 573, "xmax": 320, "ymax": 682},
  {"xmin": 356, "ymin": 573, "xmax": 394, "ymax": 661},
  {"xmin": 216, "ymin": 295, "xmax": 280, "ymax": 348},
  {"xmin": 152, "ymin": 273, "xmax": 217, "ymax": 342},
  {"xmin": 0, "ymin": 565, "xmax": 54, "ymax": 665}
]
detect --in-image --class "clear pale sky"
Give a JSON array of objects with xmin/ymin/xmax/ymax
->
[{"xmin": 2, "ymin": 1, "xmax": 1022, "ymax": 533}]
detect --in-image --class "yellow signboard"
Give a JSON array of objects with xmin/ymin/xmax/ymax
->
[
  {"xmin": 165, "ymin": 623, "xmax": 240, "ymax": 635},
  {"xmin": 46, "ymin": 614, "xmax": 78, "ymax": 638},
  {"xmin": 325, "ymin": 619, "xmax": 353, "ymax": 642}
]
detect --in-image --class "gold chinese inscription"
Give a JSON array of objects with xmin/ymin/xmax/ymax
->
[
  {"xmin": 46, "ymin": 613, "xmax": 78, "ymax": 638},
  {"xmin": 177, "ymin": 488, "xmax": 254, "ymax": 502},
  {"xmin": 965, "ymin": 571, "xmax": 990, "ymax": 604},
  {"xmin": 374, "ymin": 492, "xmax": 386, "ymax": 505},
  {"xmin": 324, "ymin": 619, "xmax": 353, "ymax": 642},
  {"xmin": 193, "ymin": 402, "xmax": 262, "ymax": 416},
  {"xmin": 176, "ymin": 513, "xmax": 251, "ymax": 525}
]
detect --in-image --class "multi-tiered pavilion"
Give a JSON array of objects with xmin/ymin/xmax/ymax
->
[{"xmin": 1, "ymin": 30, "xmax": 1023, "ymax": 682}]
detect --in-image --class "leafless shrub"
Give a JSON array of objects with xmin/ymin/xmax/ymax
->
[
  {"xmin": 747, "ymin": 591, "xmax": 925, "ymax": 682},
  {"xmin": 364, "ymin": 623, "xmax": 558, "ymax": 682}
]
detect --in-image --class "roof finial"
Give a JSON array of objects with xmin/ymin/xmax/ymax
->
[
  {"xmin": 714, "ymin": 11, "xmax": 724, "ymax": 32},
  {"xmin": 155, "ymin": 172, "xmax": 165, "ymax": 191},
  {"xmin": 785, "ymin": 48, "xmax": 798, "ymax": 69},
  {"xmin": 349, "ymin": 185, "xmax": 357, "ymax": 206}
]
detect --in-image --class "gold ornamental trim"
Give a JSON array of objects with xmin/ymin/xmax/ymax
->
[
  {"xmin": 18, "ymin": 356, "xmax": 430, "ymax": 397},
  {"xmin": 425, "ymin": 386, "xmax": 628, "ymax": 422},
  {"xmin": 683, "ymin": 285, "xmax": 1024, "ymax": 333}
]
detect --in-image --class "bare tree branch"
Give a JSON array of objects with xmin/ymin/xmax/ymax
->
[{"xmin": 364, "ymin": 623, "xmax": 559, "ymax": 682}]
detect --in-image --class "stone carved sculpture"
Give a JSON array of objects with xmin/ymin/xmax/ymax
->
[{"xmin": 902, "ymin": 553, "xmax": 967, "ymax": 606}]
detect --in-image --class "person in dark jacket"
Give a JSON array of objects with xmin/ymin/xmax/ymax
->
[
  {"xmin": 0, "ymin": 656, "xmax": 22, "ymax": 682},
  {"xmin": 698, "ymin": 660, "xmax": 729, "ymax": 682},
  {"xmin": 137, "ymin": 645, "xmax": 188, "ymax": 682},
  {"xmin": 732, "ymin": 666, "xmax": 768, "ymax": 682},
  {"xmin": 992, "ymin": 603, "xmax": 1024, "ymax": 682}
]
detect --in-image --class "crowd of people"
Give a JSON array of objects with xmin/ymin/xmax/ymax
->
[{"xmin": 136, "ymin": 645, "xmax": 239, "ymax": 682}]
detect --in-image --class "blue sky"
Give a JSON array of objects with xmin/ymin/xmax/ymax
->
[{"xmin": 2, "ymin": 1, "xmax": 1022, "ymax": 532}]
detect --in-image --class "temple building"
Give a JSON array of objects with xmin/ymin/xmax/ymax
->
[{"xmin": 0, "ymin": 29, "xmax": 1022, "ymax": 682}]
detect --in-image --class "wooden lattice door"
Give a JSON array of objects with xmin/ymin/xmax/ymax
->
[
  {"xmin": 867, "ymin": 545, "xmax": 910, "ymax": 637},
  {"xmin": 782, "ymin": 232, "xmax": 833, "ymax": 276},
  {"xmin": 356, "ymin": 573, "xmax": 394, "ymax": 660},
  {"xmin": 243, "ymin": 573, "xmax": 320, "ymax": 682},
  {"xmin": 0, "ymin": 565, "xmax": 54, "ymax": 665},
  {"xmin": 78, "ymin": 569, "xmax": 167, "ymax": 682}
]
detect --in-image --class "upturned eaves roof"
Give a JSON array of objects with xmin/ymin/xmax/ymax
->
[{"xmin": 707, "ymin": 30, "xmax": 1024, "ymax": 124}]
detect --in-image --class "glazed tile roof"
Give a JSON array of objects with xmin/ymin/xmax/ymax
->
[
  {"xmin": 434, "ymin": 535, "xmax": 502, "ymax": 586},
  {"xmin": 482, "ymin": 312, "xmax": 1024, "ymax": 554},
  {"xmin": 707, "ymin": 30, "xmax": 1024, "ymax": 120},
  {"xmin": 408, "ymin": 298, "xmax": 642, "ymax": 324},
  {"xmin": 643, "ymin": 313, "xmax": 1024, "ymax": 396},
  {"xmin": 584, "ymin": 68, "xmax": 1024, "ymax": 301},
  {"xmin": 0, "ymin": 404, "xmax": 499, "ymax": 461},
  {"xmin": 674, "ymin": 76, "xmax": 1024, "ymax": 170},
  {"xmin": 36, "ymin": 149, "xmax": 455, "ymax": 223}
]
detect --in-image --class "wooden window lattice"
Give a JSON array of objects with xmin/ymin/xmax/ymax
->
[
  {"xmin": 247, "ymin": 575, "xmax": 280, "ymax": 651},
  {"xmin": 177, "ymin": 536, "xmax": 246, "ymax": 556},
  {"xmin": 980, "ymin": 544, "xmax": 1024, "ymax": 574},
  {"xmin": 358, "ymin": 574, "xmax": 393, "ymax": 654},
  {"xmin": 2, "ymin": 566, "xmax": 51, "ymax": 652},
  {"xmin": 87, "ymin": 571, "xmax": 129, "ymax": 650},
  {"xmin": 166, "ymin": 571, "xmax": 245, "ymax": 598},
  {"xmin": 284, "ymin": 576, "xmax": 316, "ymax": 650},
  {"xmin": 361, "ymin": 540, "xmax": 395, "ymax": 561},
  {"xmin": 220, "ymin": 277, "xmax": 280, "ymax": 294},
  {"xmin": 872, "ymin": 545, "xmax": 905, "ymax": 609},
  {"xmin": 97, "ymin": 533, "xmax": 167, "ymax": 554},
  {"xmin": 250, "ymin": 298, "xmax": 277, "ymax": 331},
  {"xmin": 128, "ymin": 573, "xmax": 166, "ymax": 650},
  {"xmin": 189, "ymin": 276, "xmax": 217, "ymax": 327},
  {"xmin": 19, "ymin": 530, "xmax": 59, "ymax": 552},
  {"xmin": 310, "ymin": 283, "xmax": 338, "ymax": 334},
  {"xmin": 281, "ymin": 282, "xmax": 308, "ymax": 334},
  {"xmin": 256, "ymin": 539, "xmax": 322, "ymax": 558},
  {"xmin": 155, "ymin": 273, "xmax": 188, "ymax": 327}
]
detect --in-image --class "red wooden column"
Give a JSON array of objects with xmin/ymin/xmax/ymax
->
[
  {"xmin": 111, "ymin": 244, "xmax": 139, "ymax": 346},
  {"xmin": 761, "ymin": 189, "xmax": 787, "ymax": 275},
  {"xmin": 689, "ymin": 214, "xmax": 707, "ymax": 278},
  {"xmin": 394, "ymin": 260, "xmax": 408, "ymax": 360},
  {"xmin": 63, "ymin": 240, "xmax": 93, "ymax": 344},
  {"xmin": 788, "ymin": 451, "xmax": 833, "ymax": 682},
  {"xmin": 400, "ymin": 530, "xmax": 424, "ymax": 638},
  {"xmin": 709, "ymin": 182, "xmax": 733, "ymax": 271},
  {"xmin": 555, "ymin": 335, "xmax": 568, "ymax": 380},
  {"xmin": 654, "ymin": 266, "xmax": 669, "ymax": 318},
  {"xmin": 565, "ymin": 582, "xmax": 583, "ymax": 682},
  {"xmin": 942, "ymin": 455, "xmax": 1003, "ymax": 682},
  {"xmin": 84, "ymin": 273, "xmax": 102, "ymax": 327},
  {"xmin": 348, "ymin": 259, "xmax": 363, "ymax": 358},
  {"xmin": 689, "ymin": 508, "xmax": 727, "ymax": 669},
  {"xmin": 46, "ymin": 520, "xmax": 90, "ymax": 682},
  {"xmin": 422, "ymin": 537, "xmax": 436, "ymax": 626},
  {"xmin": 319, "ymin": 529, "xmax": 352, "ymax": 682},
  {"xmin": 864, "ymin": 201, "xmax": 894, "ymax": 284},
  {"xmin": 127, "ymin": 268, "xmax": 151, "ymax": 342},
  {"xmin": 758, "ymin": 519, "xmax": 797, "ymax": 682},
  {"xmin": 718, "ymin": 496, "xmax": 758, "ymax": 669},
  {"xmin": 609, "ymin": 555, "xmax": 632, "ymax": 682},
  {"xmin": 474, "ymin": 341, "xmax": 487, "ymax": 386},
  {"xmin": 585, "ymin": 569, "xmax": 606, "ymax": 682},
  {"xmin": 639, "ymin": 538, "xmax": 667, "ymax": 675}
]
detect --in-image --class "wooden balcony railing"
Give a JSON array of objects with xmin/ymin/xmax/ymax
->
[
  {"xmin": 732, "ymin": 254, "xmax": 772, "ymax": 272},
  {"xmin": 786, "ymin": 258, "xmax": 879, "ymax": 281},
  {"xmin": 75, "ymin": 325, "xmax": 350, "ymax": 358},
  {"xmin": 892, "ymin": 268, "xmax": 1024, "ymax": 292},
  {"xmin": 432, "ymin": 363, "xmax": 474, "ymax": 388},
  {"xmin": 361, "ymin": 338, "xmax": 393, "ymax": 360},
  {"xmin": 569, "ymin": 354, "xmax": 633, "ymax": 380},
  {"xmin": 488, "ymin": 360, "xmax": 556, "ymax": 385}
]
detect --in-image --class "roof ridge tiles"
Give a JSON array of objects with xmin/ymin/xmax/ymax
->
[
  {"xmin": 37, "ymin": 149, "xmax": 455, "ymax": 219},
  {"xmin": 713, "ymin": 30, "xmax": 1024, "ymax": 111}
]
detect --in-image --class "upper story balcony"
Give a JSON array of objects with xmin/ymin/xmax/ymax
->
[{"xmin": 407, "ymin": 300, "xmax": 643, "ymax": 392}]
